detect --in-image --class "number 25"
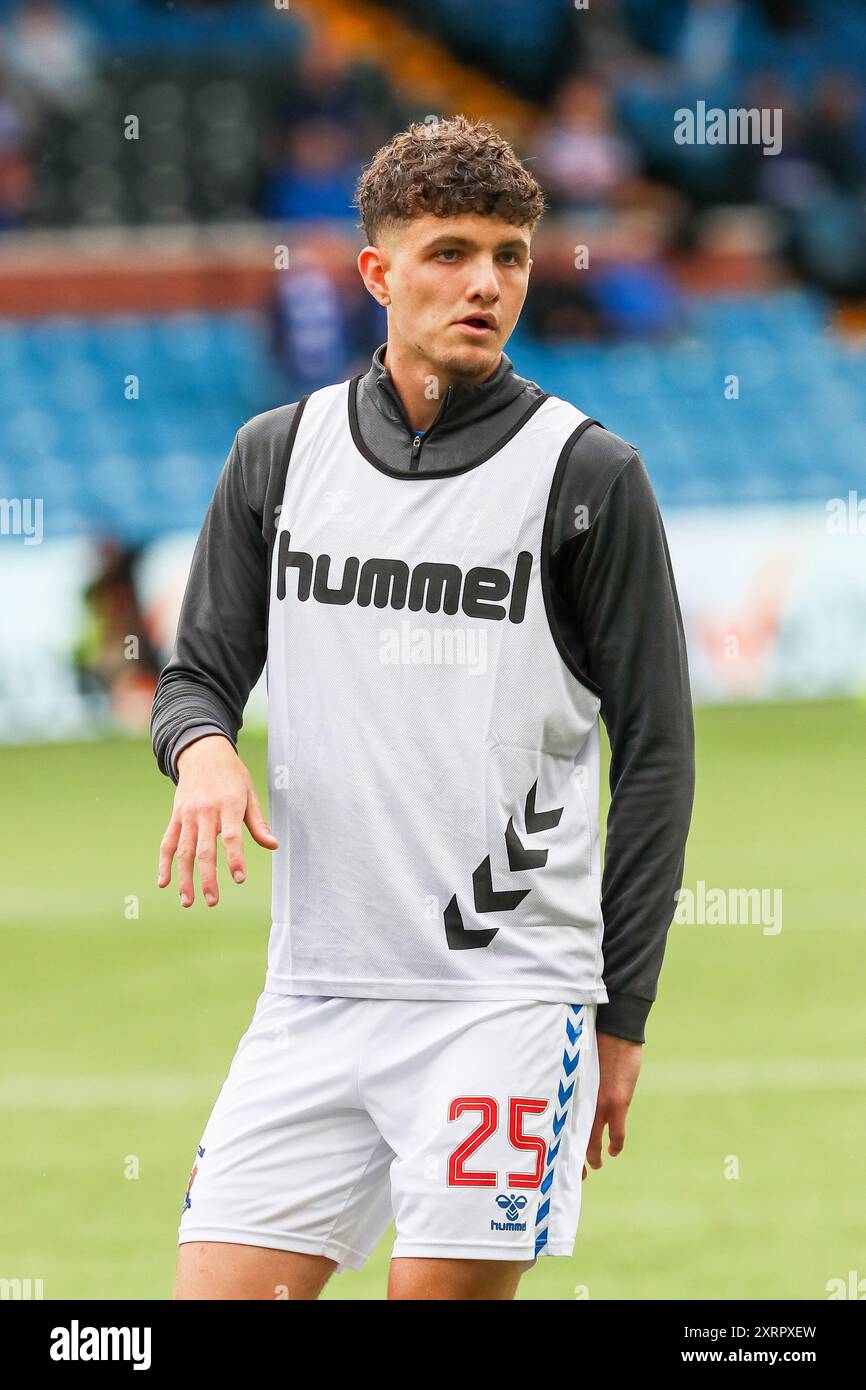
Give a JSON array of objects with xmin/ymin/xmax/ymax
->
[{"xmin": 447, "ymin": 1095, "xmax": 548, "ymax": 1188}]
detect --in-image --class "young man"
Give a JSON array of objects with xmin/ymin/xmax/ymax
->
[{"xmin": 151, "ymin": 115, "xmax": 694, "ymax": 1301}]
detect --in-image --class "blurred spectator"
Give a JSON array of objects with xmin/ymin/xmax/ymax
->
[
  {"xmin": 269, "ymin": 239, "xmax": 387, "ymax": 390},
  {"xmin": 803, "ymin": 75, "xmax": 866, "ymax": 193},
  {"xmin": 534, "ymin": 77, "xmax": 642, "ymax": 210},
  {"xmin": 0, "ymin": 0, "xmax": 862, "ymax": 311},
  {"xmin": 524, "ymin": 202, "xmax": 687, "ymax": 342},
  {"xmin": 676, "ymin": 0, "xmax": 754, "ymax": 83},
  {"xmin": 269, "ymin": 29, "xmax": 407, "ymax": 161},
  {"xmin": 745, "ymin": 73, "xmax": 819, "ymax": 212},
  {"xmin": 743, "ymin": 69, "xmax": 866, "ymax": 295},
  {"xmin": 72, "ymin": 539, "xmax": 162, "ymax": 730},
  {"xmin": 588, "ymin": 257, "xmax": 686, "ymax": 339},
  {"xmin": 262, "ymin": 118, "xmax": 361, "ymax": 223},
  {"xmin": 261, "ymin": 30, "xmax": 408, "ymax": 224},
  {"xmin": 2, "ymin": 0, "xmax": 99, "ymax": 118},
  {"xmin": 0, "ymin": 75, "xmax": 32, "ymax": 228},
  {"xmin": 679, "ymin": 0, "xmax": 737, "ymax": 76}
]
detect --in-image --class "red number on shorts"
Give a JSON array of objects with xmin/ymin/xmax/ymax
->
[
  {"xmin": 508, "ymin": 1098, "xmax": 549, "ymax": 1188},
  {"xmin": 447, "ymin": 1095, "xmax": 549, "ymax": 1188},
  {"xmin": 447, "ymin": 1097, "xmax": 498, "ymax": 1187}
]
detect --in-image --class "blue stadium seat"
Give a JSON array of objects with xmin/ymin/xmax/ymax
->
[{"xmin": 2, "ymin": 294, "xmax": 860, "ymax": 539}]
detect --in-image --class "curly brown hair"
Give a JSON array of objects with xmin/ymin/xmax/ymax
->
[{"xmin": 353, "ymin": 114, "xmax": 546, "ymax": 246}]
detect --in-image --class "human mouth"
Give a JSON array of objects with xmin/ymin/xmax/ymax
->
[{"xmin": 454, "ymin": 316, "xmax": 497, "ymax": 336}]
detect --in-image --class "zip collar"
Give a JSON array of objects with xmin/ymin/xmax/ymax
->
[
  {"xmin": 347, "ymin": 371, "xmax": 550, "ymax": 481},
  {"xmin": 364, "ymin": 340, "xmax": 530, "ymax": 438}
]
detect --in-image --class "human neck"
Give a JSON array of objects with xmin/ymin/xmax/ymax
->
[{"xmin": 382, "ymin": 339, "xmax": 502, "ymax": 431}]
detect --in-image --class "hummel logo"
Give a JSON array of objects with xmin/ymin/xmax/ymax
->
[
  {"xmin": 491, "ymin": 1193, "xmax": 529, "ymax": 1232},
  {"xmin": 496, "ymin": 1193, "xmax": 528, "ymax": 1222},
  {"xmin": 276, "ymin": 531, "xmax": 532, "ymax": 624}
]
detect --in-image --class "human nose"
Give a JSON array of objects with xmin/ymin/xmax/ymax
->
[{"xmin": 466, "ymin": 256, "xmax": 501, "ymax": 303}]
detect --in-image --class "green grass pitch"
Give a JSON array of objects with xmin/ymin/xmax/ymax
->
[{"xmin": 1, "ymin": 701, "xmax": 863, "ymax": 1300}]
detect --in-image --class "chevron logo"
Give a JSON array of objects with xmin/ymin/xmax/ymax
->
[
  {"xmin": 443, "ymin": 893, "xmax": 498, "ymax": 950},
  {"xmin": 472, "ymin": 855, "xmax": 529, "ymax": 912},
  {"xmin": 505, "ymin": 816, "xmax": 548, "ymax": 871},
  {"xmin": 535, "ymin": 1005, "xmax": 583, "ymax": 1258},
  {"xmin": 524, "ymin": 780, "xmax": 563, "ymax": 833},
  {"xmin": 562, "ymin": 1049, "xmax": 580, "ymax": 1078},
  {"xmin": 444, "ymin": 779, "xmax": 564, "ymax": 951}
]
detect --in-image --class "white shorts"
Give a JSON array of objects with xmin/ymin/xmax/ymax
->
[{"xmin": 178, "ymin": 990, "xmax": 599, "ymax": 1272}]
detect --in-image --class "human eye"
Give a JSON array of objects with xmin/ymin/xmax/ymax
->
[{"xmin": 434, "ymin": 247, "xmax": 461, "ymax": 261}]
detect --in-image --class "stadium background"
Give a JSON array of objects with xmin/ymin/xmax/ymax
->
[{"xmin": 1, "ymin": 0, "xmax": 864, "ymax": 1301}]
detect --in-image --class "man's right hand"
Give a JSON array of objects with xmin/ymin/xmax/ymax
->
[{"xmin": 157, "ymin": 734, "xmax": 279, "ymax": 908}]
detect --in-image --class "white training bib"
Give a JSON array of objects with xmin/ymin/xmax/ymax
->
[{"xmin": 264, "ymin": 377, "xmax": 608, "ymax": 1004}]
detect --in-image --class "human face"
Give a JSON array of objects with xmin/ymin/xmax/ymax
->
[{"xmin": 373, "ymin": 212, "xmax": 533, "ymax": 381}]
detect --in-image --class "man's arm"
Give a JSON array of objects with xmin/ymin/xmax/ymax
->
[
  {"xmin": 151, "ymin": 403, "xmax": 303, "ymax": 905},
  {"xmin": 150, "ymin": 432, "xmax": 269, "ymax": 784},
  {"xmin": 550, "ymin": 427, "xmax": 696, "ymax": 1045}
]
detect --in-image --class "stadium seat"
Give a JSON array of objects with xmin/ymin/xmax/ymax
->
[{"xmin": 2, "ymin": 292, "xmax": 859, "ymax": 540}]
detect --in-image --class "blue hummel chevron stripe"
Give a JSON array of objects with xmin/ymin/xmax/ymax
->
[{"xmin": 535, "ymin": 1003, "xmax": 586, "ymax": 1258}]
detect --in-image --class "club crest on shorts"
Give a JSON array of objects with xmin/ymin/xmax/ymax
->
[
  {"xmin": 492, "ymin": 1192, "xmax": 528, "ymax": 1231},
  {"xmin": 181, "ymin": 1144, "xmax": 205, "ymax": 1214}
]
